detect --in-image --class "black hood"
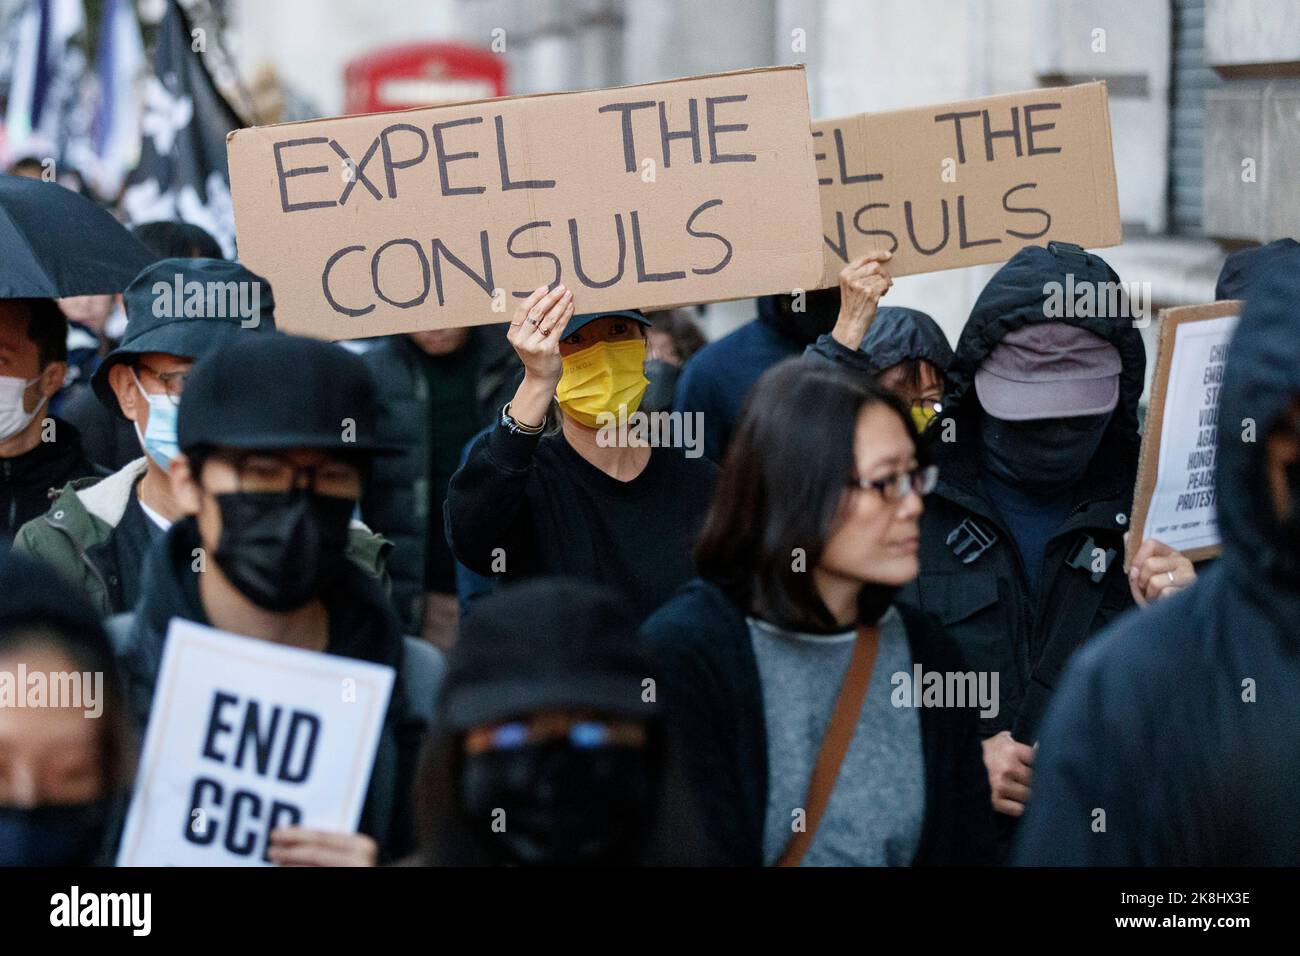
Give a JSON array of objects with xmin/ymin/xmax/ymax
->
[
  {"xmin": 1216, "ymin": 263, "xmax": 1300, "ymax": 597},
  {"xmin": 935, "ymin": 243, "xmax": 1146, "ymax": 500},
  {"xmin": 858, "ymin": 306, "xmax": 954, "ymax": 376},
  {"xmin": 1215, "ymin": 238, "xmax": 1300, "ymax": 304},
  {"xmin": 757, "ymin": 288, "xmax": 842, "ymax": 345}
]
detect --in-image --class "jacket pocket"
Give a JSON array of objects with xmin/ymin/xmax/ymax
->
[
  {"xmin": 917, "ymin": 570, "xmax": 1000, "ymax": 626},
  {"xmin": 913, "ymin": 571, "xmax": 1016, "ymax": 729}
]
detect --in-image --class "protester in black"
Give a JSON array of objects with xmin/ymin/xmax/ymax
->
[
  {"xmin": 114, "ymin": 333, "xmax": 442, "ymax": 865},
  {"xmin": 672, "ymin": 286, "xmax": 843, "ymax": 462},
  {"xmin": 361, "ymin": 325, "xmax": 520, "ymax": 644},
  {"xmin": 643, "ymin": 359, "xmax": 996, "ymax": 866},
  {"xmin": 1015, "ymin": 257, "xmax": 1300, "ymax": 865},
  {"xmin": 0, "ymin": 551, "xmax": 135, "ymax": 866},
  {"xmin": 445, "ymin": 284, "xmax": 717, "ymax": 623},
  {"xmin": 848, "ymin": 243, "xmax": 1194, "ymax": 846},
  {"xmin": 0, "ymin": 297, "xmax": 96, "ymax": 540},
  {"xmin": 416, "ymin": 577, "xmax": 711, "ymax": 866}
]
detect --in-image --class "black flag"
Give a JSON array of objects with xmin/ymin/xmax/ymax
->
[{"xmin": 122, "ymin": 0, "xmax": 243, "ymax": 256}]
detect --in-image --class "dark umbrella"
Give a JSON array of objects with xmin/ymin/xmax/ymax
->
[{"xmin": 0, "ymin": 174, "xmax": 156, "ymax": 298}]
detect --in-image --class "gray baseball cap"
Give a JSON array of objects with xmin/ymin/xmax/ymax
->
[{"xmin": 975, "ymin": 321, "xmax": 1121, "ymax": 421}]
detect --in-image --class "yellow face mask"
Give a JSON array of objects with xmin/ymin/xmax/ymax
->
[
  {"xmin": 555, "ymin": 339, "xmax": 650, "ymax": 429},
  {"xmin": 910, "ymin": 400, "xmax": 941, "ymax": 434}
]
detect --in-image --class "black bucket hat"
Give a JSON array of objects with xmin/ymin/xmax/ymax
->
[
  {"xmin": 177, "ymin": 332, "xmax": 401, "ymax": 456},
  {"xmin": 91, "ymin": 257, "xmax": 277, "ymax": 415},
  {"xmin": 441, "ymin": 578, "xmax": 655, "ymax": 731}
]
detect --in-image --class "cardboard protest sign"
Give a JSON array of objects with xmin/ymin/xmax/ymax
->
[
  {"xmin": 814, "ymin": 82, "xmax": 1121, "ymax": 285},
  {"xmin": 1127, "ymin": 301, "xmax": 1242, "ymax": 568},
  {"xmin": 117, "ymin": 619, "xmax": 394, "ymax": 866},
  {"xmin": 227, "ymin": 66, "xmax": 824, "ymax": 339}
]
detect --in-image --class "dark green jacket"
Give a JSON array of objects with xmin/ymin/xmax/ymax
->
[{"xmin": 15, "ymin": 456, "xmax": 391, "ymax": 615}]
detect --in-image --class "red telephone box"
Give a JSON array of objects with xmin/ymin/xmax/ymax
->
[{"xmin": 343, "ymin": 43, "xmax": 507, "ymax": 115}]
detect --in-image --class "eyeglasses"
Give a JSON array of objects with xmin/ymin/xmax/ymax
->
[
  {"xmin": 848, "ymin": 464, "xmax": 938, "ymax": 502},
  {"xmin": 135, "ymin": 363, "xmax": 189, "ymax": 407},
  {"xmin": 216, "ymin": 451, "xmax": 362, "ymax": 499},
  {"xmin": 463, "ymin": 715, "xmax": 648, "ymax": 755}
]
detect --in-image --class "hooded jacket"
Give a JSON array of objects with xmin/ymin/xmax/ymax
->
[
  {"xmin": 806, "ymin": 305, "xmax": 954, "ymax": 379},
  {"xmin": 896, "ymin": 243, "xmax": 1146, "ymax": 744},
  {"xmin": 14, "ymin": 457, "xmax": 391, "ymax": 616},
  {"xmin": 673, "ymin": 293, "xmax": 839, "ymax": 463},
  {"xmin": 1015, "ymin": 262, "xmax": 1300, "ymax": 865},
  {"xmin": 113, "ymin": 517, "xmax": 432, "ymax": 862}
]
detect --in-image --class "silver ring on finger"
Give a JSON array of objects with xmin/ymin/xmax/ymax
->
[{"xmin": 1167, "ymin": 570, "xmax": 1175, "ymax": 585}]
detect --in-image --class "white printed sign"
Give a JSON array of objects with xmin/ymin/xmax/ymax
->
[
  {"xmin": 1132, "ymin": 305, "xmax": 1240, "ymax": 562},
  {"xmin": 117, "ymin": 619, "xmax": 394, "ymax": 867}
]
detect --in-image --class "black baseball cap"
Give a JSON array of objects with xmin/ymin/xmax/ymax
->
[
  {"xmin": 92, "ymin": 258, "xmax": 276, "ymax": 415},
  {"xmin": 441, "ymin": 578, "xmax": 655, "ymax": 731},
  {"xmin": 177, "ymin": 332, "xmax": 401, "ymax": 456}
]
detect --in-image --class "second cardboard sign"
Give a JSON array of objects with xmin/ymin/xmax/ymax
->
[{"xmin": 814, "ymin": 81, "xmax": 1121, "ymax": 285}]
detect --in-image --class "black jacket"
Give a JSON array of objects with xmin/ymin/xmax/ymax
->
[
  {"xmin": 1015, "ymin": 261, "xmax": 1300, "ymax": 865},
  {"xmin": 641, "ymin": 578, "xmax": 997, "ymax": 866},
  {"xmin": 894, "ymin": 244, "xmax": 1145, "ymax": 743},
  {"xmin": 115, "ymin": 517, "xmax": 434, "ymax": 862},
  {"xmin": 0, "ymin": 417, "xmax": 97, "ymax": 541},
  {"xmin": 360, "ymin": 329, "xmax": 520, "ymax": 630}
]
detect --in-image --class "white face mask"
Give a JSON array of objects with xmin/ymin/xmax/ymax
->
[{"xmin": 0, "ymin": 374, "xmax": 44, "ymax": 442}]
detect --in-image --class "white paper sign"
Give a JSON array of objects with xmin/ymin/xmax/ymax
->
[
  {"xmin": 1140, "ymin": 313, "xmax": 1239, "ymax": 553},
  {"xmin": 117, "ymin": 619, "xmax": 395, "ymax": 867}
]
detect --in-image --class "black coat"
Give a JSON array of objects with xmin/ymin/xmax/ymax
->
[
  {"xmin": 641, "ymin": 578, "xmax": 997, "ymax": 866},
  {"xmin": 1015, "ymin": 259, "xmax": 1300, "ymax": 865},
  {"xmin": 360, "ymin": 329, "xmax": 520, "ymax": 630},
  {"xmin": 1, "ymin": 417, "xmax": 97, "ymax": 540},
  {"xmin": 895, "ymin": 245, "xmax": 1145, "ymax": 744},
  {"xmin": 115, "ymin": 517, "xmax": 435, "ymax": 862}
]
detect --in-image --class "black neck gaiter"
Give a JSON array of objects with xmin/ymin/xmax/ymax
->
[{"xmin": 981, "ymin": 410, "xmax": 1110, "ymax": 499}]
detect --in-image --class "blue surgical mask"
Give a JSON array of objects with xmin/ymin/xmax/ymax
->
[{"xmin": 131, "ymin": 368, "xmax": 180, "ymax": 468}]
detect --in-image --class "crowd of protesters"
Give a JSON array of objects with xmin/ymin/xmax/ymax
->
[{"xmin": 2, "ymin": 157, "xmax": 1299, "ymax": 868}]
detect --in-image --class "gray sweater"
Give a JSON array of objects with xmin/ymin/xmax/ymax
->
[{"xmin": 749, "ymin": 606, "xmax": 925, "ymax": 866}]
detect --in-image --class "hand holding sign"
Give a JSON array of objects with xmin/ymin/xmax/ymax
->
[
  {"xmin": 118, "ymin": 620, "xmax": 395, "ymax": 867},
  {"xmin": 268, "ymin": 827, "xmax": 378, "ymax": 867},
  {"xmin": 506, "ymin": 283, "xmax": 574, "ymax": 428},
  {"xmin": 830, "ymin": 250, "xmax": 893, "ymax": 350}
]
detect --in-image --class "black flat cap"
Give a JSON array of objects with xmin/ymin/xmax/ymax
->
[
  {"xmin": 177, "ymin": 332, "xmax": 401, "ymax": 456},
  {"xmin": 92, "ymin": 258, "xmax": 277, "ymax": 415}
]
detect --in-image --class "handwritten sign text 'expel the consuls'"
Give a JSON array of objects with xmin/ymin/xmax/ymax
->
[
  {"xmin": 814, "ymin": 81, "xmax": 1122, "ymax": 285},
  {"xmin": 227, "ymin": 66, "xmax": 825, "ymax": 339}
]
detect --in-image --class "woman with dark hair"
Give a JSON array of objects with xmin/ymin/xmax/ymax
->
[
  {"xmin": 642, "ymin": 358, "xmax": 996, "ymax": 866},
  {"xmin": 0, "ymin": 552, "xmax": 135, "ymax": 866}
]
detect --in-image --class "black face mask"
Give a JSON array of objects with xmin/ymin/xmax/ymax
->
[
  {"xmin": 640, "ymin": 359, "xmax": 680, "ymax": 413},
  {"xmin": 459, "ymin": 742, "xmax": 655, "ymax": 867},
  {"xmin": 0, "ymin": 799, "xmax": 113, "ymax": 866},
  {"xmin": 213, "ymin": 489, "xmax": 354, "ymax": 612},
  {"xmin": 981, "ymin": 411, "xmax": 1111, "ymax": 498}
]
